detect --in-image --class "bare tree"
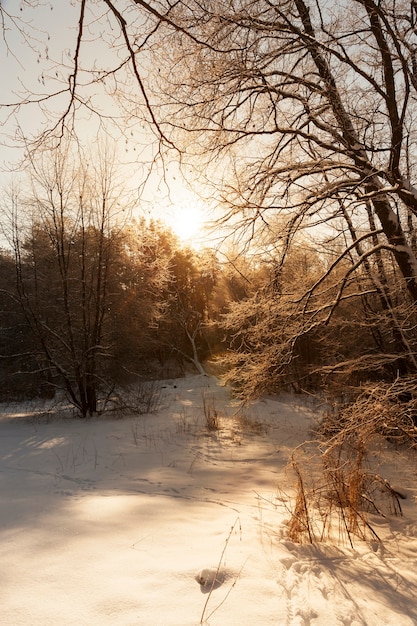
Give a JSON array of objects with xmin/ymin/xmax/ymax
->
[
  {"xmin": 6, "ymin": 142, "xmax": 158, "ymax": 415},
  {"xmin": 148, "ymin": 1, "xmax": 417, "ymax": 299},
  {"xmin": 165, "ymin": 247, "xmax": 217, "ymax": 375}
]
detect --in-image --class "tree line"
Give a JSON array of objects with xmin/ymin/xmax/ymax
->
[
  {"xmin": 0, "ymin": 147, "xmax": 224, "ymax": 414},
  {"xmin": 1, "ymin": 142, "xmax": 415, "ymax": 417}
]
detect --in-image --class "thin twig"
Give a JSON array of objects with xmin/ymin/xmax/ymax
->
[{"xmin": 200, "ymin": 517, "xmax": 241, "ymax": 624}]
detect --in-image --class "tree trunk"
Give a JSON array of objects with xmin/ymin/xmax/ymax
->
[
  {"xmin": 368, "ymin": 187, "xmax": 417, "ymax": 303},
  {"xmin": 295, "ymin": 0, "xmax": 417, "ymax": 304}
]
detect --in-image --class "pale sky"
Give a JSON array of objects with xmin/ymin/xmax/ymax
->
[{"xmin": 0, "ymin": 1, "xmax": 215, "ymax": 246}]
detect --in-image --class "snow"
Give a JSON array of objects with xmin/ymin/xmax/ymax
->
[
  {"xmin": 401, "ymin": 176, "xmax": 417, "ymax": 203},
  {"xmin": 1, "ymin": 374, "xmax": 417, "ymax": 625}
]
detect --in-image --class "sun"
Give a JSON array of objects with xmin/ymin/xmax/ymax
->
[
  {"xmin": 171, "ymin": 205, "xmax": 205, "ymax": 241},
  {"xmin": 164, "ymin": 195, "xmax": 209, "ymax": 247}
]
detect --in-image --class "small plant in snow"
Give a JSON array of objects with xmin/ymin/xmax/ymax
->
[
  {"xmin": 235, "ymin": 412, "xmax": 270, "ymax": 436},
  {"xmin": 111, "ymin": 381, "xmax": 163, "ymax": 416},
  {"xmin": 175, "ymin": 409, "xmax": 192, "ymax": 434},
  {"xmin": 203, "ymin": 392, "xmax": 220, "ymax": 432},
  {"xmin": 130, "ymin": 420, "xmax": 141, "ymax": 446}
]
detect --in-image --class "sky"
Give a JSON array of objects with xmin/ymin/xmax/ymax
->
[
  {"xmin": 0, "ymin": 2, "xmax": 78, "ymax": 159},
  {"xmin": 0, "ymin": 1, "xmax": 215, "ymax": 247}
]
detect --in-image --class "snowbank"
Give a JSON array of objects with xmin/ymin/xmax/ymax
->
[{"xmin": 1, "ymin": 375, "xmax": 416, "ymax": 625}]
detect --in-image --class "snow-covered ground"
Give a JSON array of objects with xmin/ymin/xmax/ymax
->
[{"xmin": 1, "ymin": 375, "xmax": 417, "ymax": 625}]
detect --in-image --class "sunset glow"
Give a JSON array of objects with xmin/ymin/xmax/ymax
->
[
  {"xmin": 164, "ymin": 194, "xmax": 209, "ymax": 246},
  {"xmin": 171, "ymin": 205, "xmax": 204, "ymax": 241}
]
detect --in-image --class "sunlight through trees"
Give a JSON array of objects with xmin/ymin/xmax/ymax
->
[{"xmin": 1, "ymin": 1, "xmax": 417, "ymax": 417}]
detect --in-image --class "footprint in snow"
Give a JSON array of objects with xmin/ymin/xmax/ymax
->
[{"xmin": 195, "ymin": 568, "xmax": 228, "ymax": 593}]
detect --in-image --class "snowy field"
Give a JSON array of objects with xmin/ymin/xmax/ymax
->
[{"xmin": 1, "ymin": 374, "xmax": 417, "ymax": 625}]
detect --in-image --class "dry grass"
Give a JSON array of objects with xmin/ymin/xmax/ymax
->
[
  {"xmin": 287, "ymin": 388, "xmax": 408, "ymax": 547},
  {"xmin": 286, "ymin": 443, "xmax": 395, "ymax": 546},
  {"xmin": 111, "ymin": 381, "xmax": 163, "ymax": 417},
  {"xmin": 287, "ymin": 457, "xmax": 314, "ymax": 544},
  {"xmin": 318, "ymin": 377, "xmax": 417, "ymax": 446},
  {"xmin": 203, "ymin": 392, "xmax": 221, "ymax": 432},
  {"xmin": 175, "ymin": 409, "xmax": 193, "ymax": 434},
  {"xmin": 234, "ymin": 412, "xmax": 270, "ymax": 436}
]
